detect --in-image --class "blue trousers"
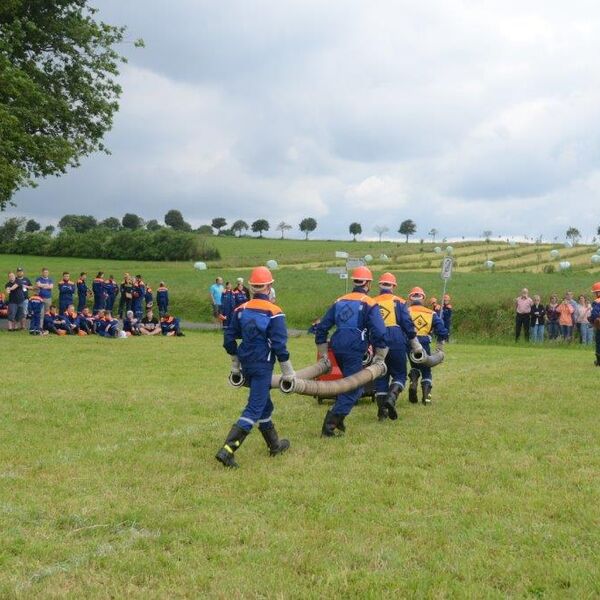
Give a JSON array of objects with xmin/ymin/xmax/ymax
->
[
  {"xmin": 596, "ymin": 329, "xmax": 600, "ymax": 355},
  {"xmin": 77, "ymin": 296, "xmax": 87, "ymax": 312},
  {"xmin": 93, "ymin": 295, "xmax": 105, "ymax": 313},
  {"xmin": 237, "ymin": 366, "xmax": 275, "ymax": 432},
  {"xmin": 375, "ymin": 347, "xmax": 407, "ymax": 394},
  {"xmin": 59, "ymin": 299, "xmax": 72, "ymax": 313},
  {"xmin": 332, "ymin": 350, "xmax": 364, "ymax": 416}
]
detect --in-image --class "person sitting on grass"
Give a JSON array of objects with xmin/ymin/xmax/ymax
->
[
  {"xmin": 0, "ymin": 292, "xmax": 8, "ymax": 319},
  {"xmin": 123, "ymin": 310, "xmax": 141, "ymax": 336},
  {"xmin": 140, "ymin": 308, "xmax": 161, "ymax": 336},
  {"xmin": 77, "ymin": 307, "xmax": 96, "ymax": 335},
  {"xmin": 43, "ymin": 305, "xmax": 68, "ymax": 335},
  {"xmin": 94, "ymin": 310, "xmax": 120, "ymax": 337},
  {"xmin": 62, "ymin": 304, "xmax": 82, "ymax": 335},
  {"xmin": 160, "ymin": 313, "xmax": 185, "ymax": 336}
]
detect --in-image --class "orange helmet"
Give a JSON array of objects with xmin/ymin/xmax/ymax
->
[
  {"xmin": 592, "ymin": 282, "xmax": 600, "ymax": 293},
  {"xmin": 248, "ymin": 266, "xmax": 274, "ymax": 286},
  {"xmin": 378, "ymin": 272, "xmax": 397, "ymax": 286},
  {"xmin": 351, "ymin": 266, "xmax": 373, "ymax": 282},
  {"xmin": 409, "ymin": 286, "xmax": 425, "ymax": 298}
]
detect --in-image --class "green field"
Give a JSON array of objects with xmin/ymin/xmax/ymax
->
[
  {"xmin": 1, "ymin": 331, "xmax": 599, "ymax": 598},
  {"xmin": 2, "ymin": 245, "xmax": 599, "ymax": 338}
]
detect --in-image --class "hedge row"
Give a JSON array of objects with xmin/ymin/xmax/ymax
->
[{"xmin": 0, "ymin": 229, "xmax": 220, "ymax": 261}]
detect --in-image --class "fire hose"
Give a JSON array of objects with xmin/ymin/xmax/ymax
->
[
  {"xmin": 278, "ymin": 361, "xmax": 387, "ymax": 398},
  {"xmin": 228, "ymin": 356, "xmax": 332, "ymax": 388},
  {"xmin": 409, "ymin": 349, "xmax": 445, "ymax": 368}
]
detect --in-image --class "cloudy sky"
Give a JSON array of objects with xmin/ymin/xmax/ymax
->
[{"xmin": 8, "ymin": 0, "xmax": 600, "ymax": 240}]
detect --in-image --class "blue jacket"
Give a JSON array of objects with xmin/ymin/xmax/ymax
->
[
  {"xmin": 224, "ymin": 293, "xmax": 290, "ymax": 367},
  {"xmin": 28, "ymin": 295, "xmax": 45, "ymax": 331},
  {"xmin": 221, "ymin": 290, "xmax": 236, "ymax": 324},
  {"xmin": 590, "ymin": 299, "xmax": 600, "ymax": 323},
  {"xmin": 132, "ymin": 282, "xmax": 146, "ymax": 308},
  {"xmin": 77, "ymin": 279, "xmax": 88, "ymax": 300},
  {"xmin": 160, "ymin": 316, "xmax": 181, "ymax": 335},
  {"xmin": 315, "ymin": 286, "xmax": 387, "ymax": 354},
  {"xmin": 156, "ymin": 286, "xmax": 169, "ymax": 307},
  {"xmin": 58, "ymin": 280, "xmax": 76, "ymax": 305},
  {"xmin": 372, "ymin": 290, "xmax": 416, "ymax": 350}
]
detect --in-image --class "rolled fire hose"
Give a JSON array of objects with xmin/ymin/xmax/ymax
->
[
  {"xmin": 279, "ymin": 361, "xmax": 387, "ymax": 397},
  {"xmin": 409, "ymin": 349, "xmax": 445, "ymax": 368},
  {"xmin": 228, "ymin": 357, "xmax": 331, "ymax": 388}
]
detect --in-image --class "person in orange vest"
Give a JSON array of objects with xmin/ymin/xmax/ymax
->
[
  {"xmin": 407, "ymin": 287, "xmax": 448, "ymax": 404},
  {"xmin": 314, "ymin": 266, "xmax": 388, "ymax": 436},
  {"xmin": 372, "ymin": 273, "xmax": 421, "ymax": 420},
  {"xmin": 589, "ymin": 282, "xmax": 600, "ymax": 366},
  {"xmin": 216, "ymin": 266, "xmax": 295, "ymax": 467}
]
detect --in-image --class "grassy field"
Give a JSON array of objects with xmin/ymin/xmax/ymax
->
[
  {"xmin": 1, "ymin": 331, "xmax": 599, "ymax": 598},
  {"xmin": 1, "ymin": 251, "xmax": 598, "ymax": 337}
]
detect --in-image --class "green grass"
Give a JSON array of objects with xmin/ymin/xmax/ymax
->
[{"xmin": 1, "ymin": 331, "xmax": 599, "ymax": 597}]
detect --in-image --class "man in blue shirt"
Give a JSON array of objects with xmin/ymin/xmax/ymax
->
[
  {"xmin": 57, "ymin": 272, "xmax": 76, "ymax": 313},
  {"xmin": 209, "ymin": 276, "xmax": 224, "ymax": 326},
  {"xmin": 35, "ymin": 267, "xmax": 54, "ymax": 317}
]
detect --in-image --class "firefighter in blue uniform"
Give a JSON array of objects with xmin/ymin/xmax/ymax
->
[
  {"xmin": 104, "ymin": 275, "xmax": 119, "ymax": 312},
  {"xmin": 132, "ymin": 275, "xmax": 146, "ymax": 319},
  {"xmin": 314, "ymin": 266, "xmax": 388, "ymax": 436},
  {"xmin": 590, "ymin": 282, "xmax": 600, "ymax": 366},
  {"xmin": 76, "ymin": 272, "xmax": 89, "ymax": 313},
  {"xmin": 216, "ymin": 266, "xmax": 295, "ymax": 468},
  {"xmin": 92, "ymin": 272, "xmax": 106, "ymax": 314},
  {"xmin": 372, "ymin": 272, "xmax": 422, "ymax": 421},
  {"xmin": 28, "ymin": 294, "xmax": 46, "ymax": 335},
  {"xmin": 441, "ymin": 294, "xmax": 453, "ymax": 338},
  {"xmin": 156, "ymin": 282, "xmax": 169, "ymax": 317},
  {"xmin": 57, "ymin": 272, "xmax": 76, "ymax": 314},
  {"xmin": 407, "ymin": 287, "xmax": 448, "ymax": 404}
]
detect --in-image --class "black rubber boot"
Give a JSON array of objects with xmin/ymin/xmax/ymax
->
[
  {"xmin": 408, "ymin": 369, "xmax": 420, "ymax": 403},
  {"xmin": 260, "ymin": 425, "xmax": 290, "ymax": 456},
  {"xmin": 384, "ymin": 383, "xmax": 402, "ymax": 420},
  {"xmin": 421, "ymin": 382, "xmax": 432, "ymax": 405},
  {"xmin": 321, "ymin": 410, "xmax": 345, "ymax": 437},
  {"xmin": 215, "ymin": 424, "xmax": 249, "ymax": 468},
  {"xmin": 375, "ymin": 393, "xmax": 388, "ymax": 421}
]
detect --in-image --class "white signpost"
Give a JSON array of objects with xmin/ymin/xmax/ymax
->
[
  {"xmin": 327, "ymin": 253, "xmax": 366, "ymax": 292},
  {"xmin": 440, "ymin": 257, "xmax": 453, "ymax": 304}
]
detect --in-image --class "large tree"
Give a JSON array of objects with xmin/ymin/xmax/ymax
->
[
  {"xmin": 122, "ymin": 213, "xmax": 143, "ymax": 230},
  {"xmin": 251, "ymin": 219, "xmax": 270, "ymax": 238},
  {"xmin": 25, "ymin": 218, "xmax": 40, "ymax": 232},
  {"xmin": 211, "ymin": 217, "xmax": 227, "ymax": 234},
  {"xmin": 276, "ymin": 221, "xmax": 292, "ymax": 239},
  {"xmin": 100, "ymin": 216, "xmax": 121, "ymax": 230},
  {"xmin": 566, "ymin": 226, "xmax": 580, "ymax": 245},
  {"xmin": 58, "ymin": 214, "xmax": 97, "ymax": 232},
  {"xmin": 231, "ymin": 219, "xmax": 249, "ymax": 237},
  {"xmin": 349, "ymin": 222, "xmax": 362, "ymax": 241},
  {"xmin": 398, "ymin": 219, "xmax": 416, "ymax": 243},
  {"xmin": 428, "ymin": 228, "xmax": 438, "ymax": 243},
  {"xmin": 299, "ymin": 217, "xmax": 317, "ymax": 240},
  {"xmin": 0, "ymin": 2, "xmax": 140, "ymax": 209}
]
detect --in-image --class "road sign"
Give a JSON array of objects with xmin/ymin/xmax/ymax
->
[
  {"xmin": 346, "ymin": 258, "xmax": 366, "ymax": 270},
  {"xmin": 339, "ymin": 273, "xmax": 348, "ymax": 279},
  {"xmin": 335, "ymin": 251, "xmax": 349, "ymax": 259},
  {"xmin": 327, "ymin": 267, "xmax": 347, "ymax": 275},
  {"xmin": 441, "ymin": 257, "xmax": 453, "ymax": 280}
]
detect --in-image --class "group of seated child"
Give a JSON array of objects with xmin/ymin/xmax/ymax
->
[{"xmin": 27, "ymin": 300, "xmax": 184, "ymax": 338}]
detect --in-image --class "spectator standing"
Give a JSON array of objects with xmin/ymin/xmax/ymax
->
[
  {"xmin": 557, "ymin": 297, "xmax": 575, "ymax": 341},
  {"xmin": 576, "ymin": 295, "xmax": 593, "ymax": 345},
  {"xmin": 233, "ymin": 279, "xmax": 249, "ymax": 308},
  {"xmin": 515, "ymin": 288, "xmax": 533, "ymax": 342},
  {"xmin": 220, "ymin": 281, "xmax": 235, "ymax": 327},
  {"xmin": 565, "ymin": 291, "xmax": 578, "ymax": 340},
  {"xmin": 5, "ymin": 271, "xmax": 26, "ymax": 331},
  {"xmin": 545, "ymin": 294, "xmax": 560, "ymax": 340},
  {"xmin": 35, "ymin": 267, "xmax": 54, "ymax": 317},
  {"xmin": 209, "ymin": 277, "xmax": 224, "ymax": 325},
  {"xmin": 156, "ymin": 282, "xmax": 169, "ymax": 317},
  {"xmin": 530, "ymin": 295, "xmax": 546, "ymax": 343},
  {"xmin": 236, "ymin": 277, "xmax": 250, "ymax": 300},
  {"xmin": 15, "ymin": 267, "xmax": 33, "ymax": 317}
]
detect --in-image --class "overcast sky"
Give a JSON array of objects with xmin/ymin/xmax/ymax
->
[{"xmin": 7, "ymin": 0, "xmax": 600, "ymax": 240}]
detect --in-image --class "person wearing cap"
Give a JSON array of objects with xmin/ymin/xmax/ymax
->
[
  {"xmin": 57, "ymin": 271, "xmax": 76, "ymax": 313},
  {"xmin": 314, "ymin": 266, "xmax": 388, "ymax": 436},
  {"xmin": 372, "ymin": 273, "xmax": 421, "ymax": 421},
  {"xmin": 407, "ymin": 287, "xmax": 448, "ymax": 404},
  {"xmin": 441, "ymin": 294, "xmax": 453, "ymax": 338},
  {"xmin": 5, "ymin": 271, "xmax": 26, "ymax": 331},
  {"xmin": 589, "ymin": 282, "xmax": 600, "ymax": 366},
  {"xmin": 156, "ymin": 282, "xmax": 169, "ymax": 317},
  {"xmin": 216, "ymin": 266, "xmax": 294, "ymax": 468},
  {"xmin": 15, "ymin": 267, "xmax": 33, "ymax": 319}
]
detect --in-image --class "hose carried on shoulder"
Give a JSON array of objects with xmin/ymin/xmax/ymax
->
[
  {"xmin": 279, "ymin": 361, "xmax": 387, "ymax": 397},
  {"xmin": 229, "ymin": 357, "xmax": 332, "ymax": 389}
]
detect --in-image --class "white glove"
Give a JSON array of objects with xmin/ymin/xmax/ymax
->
[
  {"xmin": 316, "ymin": 343, "xmax": 329, "ymax": 360},
  {"xmin": 280, "ymin": 360, "xmax": 296, "ymax": 383},
  {"xmin": 230, "ymin": 355, "xmax": 241, "ymax": 375},
  {"xmin": 410, "ymin": 338, "xmax": 424, "ymax": 355},
  {"xmin": 372, "ymin": 346, "xmax": 388, "ymax": 365}
]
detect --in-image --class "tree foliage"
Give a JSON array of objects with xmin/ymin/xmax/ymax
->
[
  {"xmin": 251, "ymin": 219, "xmax": 270, "ymax": 238},
  {"xmin": 428, "ymin": 228, "xmax": 438, "ymax": 242},
  {"xmin": 566, "ymin": 226, "xmax": 580, "ymax": 245},
  {"xmin": 0, "ymin": 1, "xmax": 136, "ymax": 209},
  {"xmin": 398, "ymin": 219, "xmax": 416, "ymax": 243},
  {"xmin": 145, "ymin": 219, "xmax": 161, "ymax": 231},
  {"xmin": 122, "ymin": 213, "xmax": 143, "ymax": 230},
  {"xmin": 349, "ymin": 222, "xmax": 362, "ymax": 241},
  {"xmin": 58, "ymin": 214, "xmax": 97, "ymax": 233},
  {"xmin": 374, "ymin": 225, "xmax": 389, "ymax": 242},
  {"xmin": 276, "ymin": 221, "xmax": 292, "ymax": 239},
  {"xmin": 100, "ymin": 217, "xmax": 121, "ymax": 230},
  {"xmin": 211, "ymin": 217, "xmax": 227, "ymax": 234},
  {"xmin": 299, "ymin": 217, "xmax": 317, "ymax": 240},
  {"xmin": 196, "ymin": 224, "xmax": 214, "ymax": 235},
  {"xmin": 231, "ymin": 220, "xmax": 249, "ymax": 237},
  {"xmin": 25, "ymin": 218, "xmax": 40, "ymax": 232}
]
